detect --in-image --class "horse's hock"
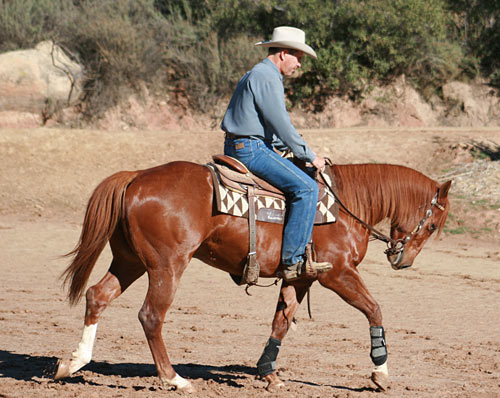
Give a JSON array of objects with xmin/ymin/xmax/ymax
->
[{"xmin": 0, "ymin": 41, "xmax": 83, "ymax": 128}]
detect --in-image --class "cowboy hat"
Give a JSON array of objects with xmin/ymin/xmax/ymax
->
[{"xmin": 255, "ymin": 26, "xmax": 317, "ymax": 59}]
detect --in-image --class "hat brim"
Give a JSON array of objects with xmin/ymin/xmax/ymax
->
[{"xmin": 255, "ymin": 40, "xmax": 317, "ymax": 59}]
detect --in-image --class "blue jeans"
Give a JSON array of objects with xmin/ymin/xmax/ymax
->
[{"xmin": 224, "ymin": 137, "xmax": 318, "ymax": 266}]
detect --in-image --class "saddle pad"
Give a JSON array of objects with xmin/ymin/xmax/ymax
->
[{"xmin": 209, "ymin": 165, "xmax": 337, "ymax": 225}]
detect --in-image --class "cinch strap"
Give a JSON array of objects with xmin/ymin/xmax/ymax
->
[{"xmin": 242, "ymin": 185, "xmax": 259, "ymax": 285}]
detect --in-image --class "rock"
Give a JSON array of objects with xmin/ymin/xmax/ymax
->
[
  {"xmin": 0, "ymin": 41, "xmax": 83, "ymax": 126},
  {"xmin": 442, "ymin": 80, "xmax": 500, "ymax": 126},
  {"xmin": 360, "ymin": 76, "xmax": 437, "ymax": 127}
]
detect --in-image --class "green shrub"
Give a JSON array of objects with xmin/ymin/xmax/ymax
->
[
  {"xmin": 0, "ymin": 0, "xmax": 74, "ymax": 51},
  {"xmin": 0, "ymin": 0, "xmax": 497, "ymax": 119},
  {"xmin": 286, "ymin": 0, "xmax": 465, "ymax": 106},
  {"xmin": 446, "ymin": 0, "xmax": 500, "ymax": 89},
  {"xmin": 54, "ymin": 0, "xmax": 170, "ymax": 116}
]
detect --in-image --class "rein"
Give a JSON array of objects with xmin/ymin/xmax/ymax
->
[
  {"xmin": 319, "ymin": 165, "xmax": 445, "ymax": 261},
  {"xmin": 318, "ymin": 169, "xmax": 396, "ymax": 247}
]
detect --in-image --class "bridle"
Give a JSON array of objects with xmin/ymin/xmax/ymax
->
[
  {"xmin": 383, "ymin": 192, "xmax": 445, "ymax": 266},
  {"xmin": 319, "ymin": 168, "xmax": 446, "ymax": 266}
]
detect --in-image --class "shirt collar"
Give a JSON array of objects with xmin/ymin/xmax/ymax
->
[{"xmin": 262, "ymin": 58, "xmax": 283, "ymax": 81}]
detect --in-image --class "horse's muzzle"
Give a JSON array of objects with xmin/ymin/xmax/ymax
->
[
  {"xmin": 391, "ymin": 262, "xmax": 412, "ymax": 270},
  {"xmin": 387, "ymin": 247, "xmax": 412, "ymax": 270}
]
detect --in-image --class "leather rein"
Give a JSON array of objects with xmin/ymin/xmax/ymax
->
[{"xmin": 318, "ymin": 164, "xmax": 445, "ymax": 262}]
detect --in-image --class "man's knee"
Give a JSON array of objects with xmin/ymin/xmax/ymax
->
[{"xmin": 295, "ymin": 181, "xmax": 318, "ymax": 202}]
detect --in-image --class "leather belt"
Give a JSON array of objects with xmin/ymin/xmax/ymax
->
[{"xmin": 225, "ymin": 132, "xmax": 256, "ymax": 140}]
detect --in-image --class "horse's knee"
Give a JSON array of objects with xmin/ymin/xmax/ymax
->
[{"xmin": 138, "ymin": 305, "xmax": 163, "ymax": 336}]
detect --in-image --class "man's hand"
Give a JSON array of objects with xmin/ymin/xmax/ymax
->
[{"xmin": 311, "ymin": 155, "xmax": 326, "ymax": 171}]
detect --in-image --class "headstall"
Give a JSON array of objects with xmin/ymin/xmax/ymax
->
[{"xmin": 384, "ymin": 192, "xmax": 445, "ymax": 266}]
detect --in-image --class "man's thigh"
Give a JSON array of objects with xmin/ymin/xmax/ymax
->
[{"xmin": 249, "ymin": 146, "xmax": 315, "ymax": 194}]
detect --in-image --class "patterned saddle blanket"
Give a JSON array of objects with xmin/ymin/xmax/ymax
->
[{"xmin": 207, "ymin": 155, "xmax": 338, "ymax": 225}]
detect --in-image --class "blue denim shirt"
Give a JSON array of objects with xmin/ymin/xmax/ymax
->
[{"xmin": 221, "ymin": 58, "xmax": 316, "ymax": 163}]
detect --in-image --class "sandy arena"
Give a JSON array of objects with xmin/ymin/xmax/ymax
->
[{"xmin": 0, "ymin": 127, "xmax": 499, "ymax": 397}]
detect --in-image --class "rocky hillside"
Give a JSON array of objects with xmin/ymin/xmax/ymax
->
[{"xmin": 0, "ymin": 42, "xmax": 499, "ymax": 131}]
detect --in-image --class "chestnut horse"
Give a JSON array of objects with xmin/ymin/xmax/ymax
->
[{"xmin": 54, "ymin": 160, "xmax": 451, "ymax": 392}]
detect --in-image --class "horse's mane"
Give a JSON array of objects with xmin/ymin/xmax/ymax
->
[{"xmin": 331, "ymin": 164, "xmax": 445, "ymax": 235}]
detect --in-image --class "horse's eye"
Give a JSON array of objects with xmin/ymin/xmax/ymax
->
[{"xmin": 429, "ymin": 223, "xmax": 437, "ymax": 232}]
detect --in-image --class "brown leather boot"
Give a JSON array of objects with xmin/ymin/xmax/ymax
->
[
  {"xmin": 282, "ymin": 260, "xmax": 332, "ymax": 282},
  {"xmin": 282, "ymin": 262, "xmax": 301, "ymax": 282}
]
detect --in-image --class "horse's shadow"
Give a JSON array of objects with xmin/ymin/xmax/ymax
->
[
  {"xmin": 0, "ymin": 350, "xmax": 252, "ymax": 388},
  {"xmin": 0, "ymin": 350, "xmax": 376, "ymax": 392}
]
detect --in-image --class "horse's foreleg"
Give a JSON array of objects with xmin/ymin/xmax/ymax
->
[
  {"xmin": 55, "ymin": 259, "xmax": 145, "ymax": 380},
  {"xmin": 318, "ymin": 265, "xmax": 389, "ymax": 391},
  {"xmin": 138, "ymin": 267, "xmax": 195, "ymax": 393},
  {"xmin": 257, "ymin": 282, "xmax": 309, "ymax": 391}
]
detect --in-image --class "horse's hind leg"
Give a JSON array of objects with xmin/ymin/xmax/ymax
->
[
  {"xmin": 138, "ymin": 258, "xmax": 194, "ymax": 393},
  {"xmin": 257, "ymin": 282, "xmax": 310, "ymax": 391},
  {"xmin": 55, "ymin": 257, "xmax": 145, "ymax": 379}
]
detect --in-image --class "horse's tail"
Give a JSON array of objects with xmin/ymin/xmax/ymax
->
[{"xmin": 62, "ymin": 170, "xmax": 139, "ymax": 306}]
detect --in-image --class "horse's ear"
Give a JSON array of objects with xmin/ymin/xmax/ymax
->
[{"xmin": 439, "ymin": 180, "xmax": 452, "ymax": 199}]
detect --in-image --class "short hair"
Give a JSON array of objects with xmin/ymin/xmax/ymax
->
[{"xmin": 268, "ymin": 47, "xmax": 300, "ymax": 56}]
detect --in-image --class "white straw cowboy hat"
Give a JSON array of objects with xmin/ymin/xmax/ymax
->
[{"xmin": 255, "ymin": 26, "xmax": 317, "ymax": 59}]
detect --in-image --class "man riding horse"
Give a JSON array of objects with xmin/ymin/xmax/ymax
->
[
  {"xmin": 53, "ymin": 25, "xmax": 452, "ymax": 393},
  {"xmin": 221, "ymin": 26, "xmax": 332, "ymax": 282}
]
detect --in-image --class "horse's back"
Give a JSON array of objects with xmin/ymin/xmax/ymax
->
[
  {"xmin": 123, "ymin": 160, "xmax": 215, "ymax": 243},
  {"xmin": 127, "ymin": 160, "xmax": 213, "ymax": 197}
]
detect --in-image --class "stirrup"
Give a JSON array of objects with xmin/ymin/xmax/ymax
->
[
  {"xmin": 304, "ymin": 242, "xmax": 332, "ymax": 276},
  {"xmin": 280, "ymin": 260, "xmax": 332, "ymax": 282},
  {"xmin": 308, "ymin": 261, "xmax": 333, "ymax": 274}
]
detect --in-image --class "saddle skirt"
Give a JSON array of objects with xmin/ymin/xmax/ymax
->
[{"xmin": 207, "ymin": 155, "xmax": 338, "ymax": 225}]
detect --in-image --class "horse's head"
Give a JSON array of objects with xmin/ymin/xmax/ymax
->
[{"xmin": 387, "ymin": 180, "xmax": 452, "ymax": 270}]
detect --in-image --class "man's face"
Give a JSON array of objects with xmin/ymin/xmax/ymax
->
[{"xmin": 281, "ymin": 50, "xmax": 303, "ymax": 76}]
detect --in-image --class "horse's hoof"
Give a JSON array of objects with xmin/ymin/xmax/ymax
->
[
  {"xmin": 54, "ymin": 359, "xmax": 72, "ymax": 380},
  {"xmin": 162, "ymin": 374, "xmax": 196, "ymax": 393},
  {"xmin": 264, "ymin": 373, "xmax": 285, "ymax": 391},
  {"xmin": 371, "ymin": 370, "xmax": 390, "ymax": 391},
  {"xmin": 178, "ymin": 382, "xmax": 196, "ymax": 394}
]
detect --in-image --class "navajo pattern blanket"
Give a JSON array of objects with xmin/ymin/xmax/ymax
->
[{"xmin": 211, "ymin": 167, "xmax": 337, "ymax": 225}]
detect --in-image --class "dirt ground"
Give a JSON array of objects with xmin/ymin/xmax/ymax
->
[{"xmin": 0, "ymin": 127, "xmax": 499, "ymax": 398}]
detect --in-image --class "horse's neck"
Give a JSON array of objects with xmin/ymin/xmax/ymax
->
[{"xmin": 333, "ymin": 164, "xmax": 421, "ymax": 226}]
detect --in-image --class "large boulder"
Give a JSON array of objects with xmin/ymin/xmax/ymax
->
[
  {"xmin": 360, "ymin": 75, "xmax": 438, "ymax": 127},
  {"xmin": 442, "ymin": 80, "xmax": 500, "ymax": 126},
  {"xmin": 0, "ymin": 41, "xmax": 83, "ymax": 127}
]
